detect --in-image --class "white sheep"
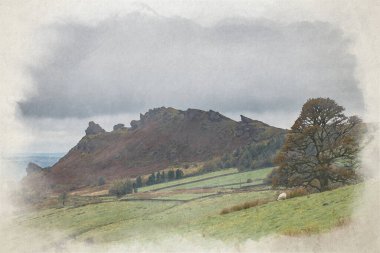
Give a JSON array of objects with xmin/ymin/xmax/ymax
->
[{"xmin": 277, "ymin": 192, "xmax": 287, "ymax": 201}]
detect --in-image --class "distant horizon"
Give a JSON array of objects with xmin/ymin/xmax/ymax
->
[{"xmin": 5, "ymin": 152, "xmax": 66, "ymax": 156}]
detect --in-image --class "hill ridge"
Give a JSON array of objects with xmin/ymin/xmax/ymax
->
[{"xmin": 24, "ymin": 107, "xmax": 286, "ymax": 191}]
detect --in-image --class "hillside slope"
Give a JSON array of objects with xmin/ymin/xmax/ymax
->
[
  {"xmin": 9, "ymin": 180, "xmax": 362, "ymax": 251},
  {"xmin": 24, "ymin": 107, "xmax": 286, "ymax": 190}
]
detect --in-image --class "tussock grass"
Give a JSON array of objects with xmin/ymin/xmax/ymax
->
[
  {"xmin": 281, "ymin": 225, "xmax": 321, "ymax": 236},
  {"xmin": 220, "ymin": 198, "xmax": 272, "ymax": 215}
]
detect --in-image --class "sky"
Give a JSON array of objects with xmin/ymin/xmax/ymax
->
[{"xmin": 0, "ymin": 0, "xmax": 378, "ymax": 154}]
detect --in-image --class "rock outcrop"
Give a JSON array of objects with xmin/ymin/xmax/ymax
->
[
  {"xmin": 113, "ymin": 124, "xmax": 126, "ymax": 131},
  {"xmin": 85, "ymin": 121, "xmax": 106, "ymax": 135},
  {"xmin": 26, "ymin": 162, "xmax": 43, "ymax": 175},
  {"xmin": 240, "ymin": 115, "xmax": 254, "ymax": 124}
]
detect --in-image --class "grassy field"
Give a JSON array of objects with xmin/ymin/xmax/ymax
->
[
  {"xmin": 158, "ymin": 167, "xmax": 272, "ymax": 191},
  {"xmin": 139, "ymin": 168, "xmax": 238, "ymax": 192},
  {"xmin": 9, "ymin": 167, "xmax": 363, "ymax": 247}
]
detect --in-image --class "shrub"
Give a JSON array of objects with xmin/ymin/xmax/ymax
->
[
  {"xmin": 281, "ymin": 225, "xmax": 321, "ymax": 236},
  {"xmin": 132, "ymin": 182, "xmax": 138, "ymax": 193},
  {"xmin": 146, "ymin": 173, "xmax": 156, "ymax": 185},
  {"xmin": 168, "ymin": 170, "xmax": 175, "ymax": 181},
  {"xmin": 286, "ymin": 187, "xmax": 309, "ymax": 199},
  {"xmin": 247, "ymin": 178, "xmax": 253, "ymax": 183},
  {"xmin": 161, "ymin": 171, "xmax": 166, "ymax": 182},
  {"xmin": 175, "ymin": 169, "xmax": 184, "ymax": 179},
  {"xmin": 156, "ymin": 171, "xmax": 161, "ymax": 183},
  {"xmin": 220, "ymin": 198, "xmax": 271, "ymax": 215},
  {"xmin": 109, "ymin": 179, "xmax": 134, "ymax": 197},
  {"xmin": 136, "ymin": 176, "xmax": 143, "ymax": 188},
  {"xmin": 202, "ymin": 160, "xmax": 218, "ymax": 173},
  {"xmin": 98, "ymin": 177, "xmax": 106, "ymax": 186},
  {"xmin": 58, "ymin": 192, "xmax": 68, "ymax": 206}
]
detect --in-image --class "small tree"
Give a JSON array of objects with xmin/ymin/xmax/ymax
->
[
  {"xmin": 125, "ymin": 180, "xmax": 134, "ymax": 194},
  {"xmin": 156, "ymin": 171, "xmax": 161, "ymax": 183},
  {"xmin": 175, "ymin": 169, "xmax": 184, "ymax": 179},
  {"xmin": 136, "ymin": 176, "xmax": 143, "ymax": 188},
  {"xmin": 109, "ymin": 179, "xmax": 134, "ymax": 197},
  {"xmin": 59, "ymin": 192, "xmax": 68, "ymax": 206},
  {"xmin": 274, "ymin": 98, "xmax": 361, "ymax": 191},
  {"xmin": 132, "ymin": 182, "xmax": 138, "ymax": 193},
  {"xmin": 168, "ymin": 170, "xmax": 175, "ymax": 181},
  {"xmin": 146, "ymin": 173, "xmax": 156, "ymax": 185},
  {"xmin": 161, "ymin": 171, "xmax": 166, "ymax": 182},
  {"xmin": 98, "ymin": 177, "xmax": 106, "ymax": 186}
]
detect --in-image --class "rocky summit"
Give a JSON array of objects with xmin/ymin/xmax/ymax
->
[{"xmin": 24, "ymin": 107, "xmax": 286, "ymax": 191}]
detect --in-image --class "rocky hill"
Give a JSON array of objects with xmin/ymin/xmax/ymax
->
[{"xmin": 23, "ymin": 107, "xmax": 286, "ymax": 191}]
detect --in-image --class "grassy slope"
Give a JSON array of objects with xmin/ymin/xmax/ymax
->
[
  {"xmin": 12, "ymin": 167, "xmax": 363, "ymax": 245},
  {"xmin": 199, "ymin": 184, "xmax": 362, "ymax": 240}
]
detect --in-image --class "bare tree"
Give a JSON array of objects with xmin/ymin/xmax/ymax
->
[{"xmin": 273, "ymin": 98, "xmax": 362, "ymax": 191}]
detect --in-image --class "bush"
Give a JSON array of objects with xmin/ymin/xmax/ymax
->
[
  {"xmin": 136, "ymin": 176, "xmax": 143, "ymax": 188},
  {"xmin": 58, "ymin": 192, "xmax": 68, "ymax": 206},
  {"xmin": 202, "ymin": 160, "xmax": 219, "ymax": 173},
  {"xmin": 220, "ymin": 198, "xmax": 271, "ymax": 215},
  {"xmin": 175, "ymin": 169, "xmax": 184, "ymax": 179},
  {"xmin": 109, "ymin": 179, "xmax": 134, "ymax": 197},
  {"xmin": 156, "ymin": 171, "xmax": 161, "ymax": 183},
  {"xmin": 247, "ymin": 178, "xmax": 253, "ymax": 183},
  {"xmin": 146, "ymin": 173, "xmax": 156, "ymax": 185},
  {"xmin": 98, "ymin": 177, "xmax": 106, "ymax": 186},
  {"xmin": 286, "ymin": 187, "xmax": 309, "ymax": 199},
  {"xmin": 281, "ymin": 225, "xmax": 321, "ymax": 236},
  {"xmin": 168, "ymin": 170, "xmax": 175, "ymax": 181}
]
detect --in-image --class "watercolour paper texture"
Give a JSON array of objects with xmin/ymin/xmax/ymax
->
[{"xmin": 0, "ymin": 1, "xmax": 379, "ymax": 252}]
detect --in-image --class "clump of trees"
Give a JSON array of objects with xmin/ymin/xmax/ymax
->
[
  {"xmin": 200, "ymin": 135, "xmax": 285, "ymax": 173},
  {"xmin": 145, "ymin": 169, "xmax": 185, "ymax": 186},
  {"xmin": 109, "ymin": 179, "xmax": 134, "ymax": 197},
  {"xmin": 272, "ymin": 98, "xmax": 362, "ymax": 192}
]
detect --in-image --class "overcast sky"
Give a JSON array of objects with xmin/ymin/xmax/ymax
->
[
  {"xmin": 2, "ymin": 1, "xmax": 375, "ymax": 154},
  {"xmin": 19, "ymin": 13, "xmax": 363, "ymax": 119}
]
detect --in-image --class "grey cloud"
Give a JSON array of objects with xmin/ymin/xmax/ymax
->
[{"xmin": 18, "ymin": 13, "xmax": 364, "ymax": 118}]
